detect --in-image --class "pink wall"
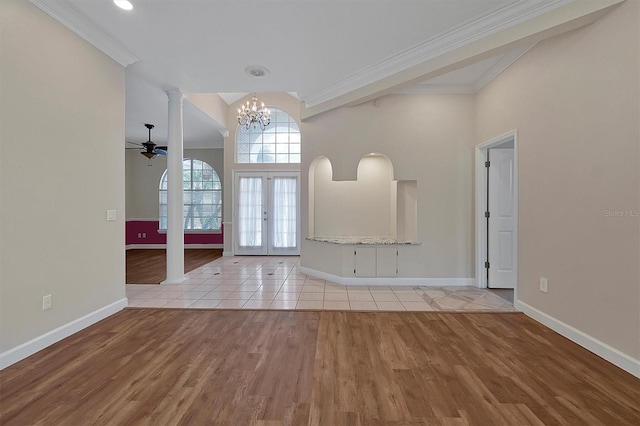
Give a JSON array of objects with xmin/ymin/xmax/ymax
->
[{"xmin": 126, "ymin": 221, "xmax": 223, "ymax": 246}]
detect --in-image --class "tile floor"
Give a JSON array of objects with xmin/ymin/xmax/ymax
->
[{"xmin": 126, "ymin": 256, "xmax": 515, "ymax": 312}]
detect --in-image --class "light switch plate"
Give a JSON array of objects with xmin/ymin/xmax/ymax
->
[
  {"xmin": 540, "ymin": 277, "xmax": 548, "ymax": 293},
  {"xmin": 43, "ymin": 294, "xmax": 52, "ymax": 310},
  {"xmin": 106, "ymin": 210, "xmax": 117, "ymax": 221}
]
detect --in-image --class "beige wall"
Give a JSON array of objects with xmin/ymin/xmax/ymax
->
[
  {"xmin": 126, "ymin": 148, "xmax": 224, "ymax": 219},
  {"xmin": 301, "ymin": 94, "xmax": 476, "ymax": 278},
  {"xmin": 476, "ymin": 0, "xmax": 639, "ymax": 358},
  {"xmin": 0, "ymin": 0, "xmax": 125, "ymax": 352},
  {"xmin": 312, "ymin": 155, "xmax": 395, "ymax": 237}
]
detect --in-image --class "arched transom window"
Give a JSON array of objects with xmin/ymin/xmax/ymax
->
[
  {"xmin": 236, "ymin": 107, "xmax": 301, "ymax": 164},
  {"xmin": 159, "ymin": 159, "xmax": 222, "ymax": 230}
]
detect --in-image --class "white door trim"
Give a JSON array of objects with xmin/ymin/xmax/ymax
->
[{"xmin": 475, "ymin": 130, "xmax": 519, "ymax": 298}]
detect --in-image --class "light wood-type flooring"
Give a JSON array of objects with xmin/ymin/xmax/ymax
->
[
  {"xmin": 1, "ymin": 309, "xmax": 638, "ymax": 425},
  {"xmin": 126, "ymin": 249, "xmax": 222, "ymax": 284}
]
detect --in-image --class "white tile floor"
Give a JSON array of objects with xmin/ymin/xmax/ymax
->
[{"xmin": 126, "ymin": 256, "xmax": 515, "ymax": 312}]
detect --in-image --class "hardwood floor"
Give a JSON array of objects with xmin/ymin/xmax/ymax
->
[
  {"xmin": 0, "ymin": 310, "xmax": 638, "ymax": 425},
  {"xmin": 126, "ymin": 249, "xmax": 222, "ymax": 284}
]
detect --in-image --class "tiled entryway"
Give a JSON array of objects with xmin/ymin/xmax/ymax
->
[{"xmin": 126, "ymin": 256, "xmax": 514, "ymax": 312}]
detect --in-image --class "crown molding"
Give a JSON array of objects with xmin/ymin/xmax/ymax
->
[
  {"xmin": 395, "ymin": 44, "xmax": 535, "ymax": 95},
  {"xmin": 394, "ymin": 84, "xmax": 476, "ymax": 95},
  {"xmin": 471, "ymin": 44, "xmax": 534, "ymax": 91},
  {"xmin": 29, "ymin": 0, "xmax": 139, "ymax": 67},
  {"xmin": 301, "ymin": 0, "xmax": 570, "ymax": 107}
]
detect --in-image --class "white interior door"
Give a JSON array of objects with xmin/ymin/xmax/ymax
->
[
  {"xmin": 235, "ymin": 172, "xmax": 299, "ymax": 255},
  {"xmin": 488, "ymin": 148, "xmax": 515, "ymax": 288}
]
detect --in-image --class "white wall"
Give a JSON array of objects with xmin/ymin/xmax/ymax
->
[
  {"xmin": 301, "ymin": 94, "xmax": 475, "ymax": 278},
  {"xmin": 476, "ymin": 0, "xmax": 639, "ymax": 359},
  {"xmin": 126, "ymin": 148, "xmax": 224, "ymax": 219},
  {"xmin": 0, "ymin": 0, "xmax": 125, "ymax": 355}
]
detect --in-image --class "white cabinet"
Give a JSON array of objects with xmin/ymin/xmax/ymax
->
[
  {"xmin": 354, "ymin": 248, "xmax": 376, "ymax": 277},
  {"xmin": 346, "ymin": 247, "xmax": 399, "ymax": 277},
  {"xmin": 376, "ymin": 247, "xmax": 398, "ymax": 277}
]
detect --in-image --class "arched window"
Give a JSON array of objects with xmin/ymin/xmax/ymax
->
[
  {"xmin": 159, "ymin": 159, "xmax": 222, "ymax": 230},
  {"xmin": 236, "ymin": 107, "xmax": 301, "ymax": 164}
]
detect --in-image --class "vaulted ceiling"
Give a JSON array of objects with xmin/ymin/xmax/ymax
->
[{"xmin": 29, "ymin": 0, "xmax": 622, "ymax": 148}]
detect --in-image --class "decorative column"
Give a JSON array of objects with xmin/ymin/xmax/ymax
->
[{"xmin": 162, "ymin": 89, "xmax": 186, "ymax": 284}]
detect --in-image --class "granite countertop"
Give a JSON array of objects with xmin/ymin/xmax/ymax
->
[{"xmin": 306, "ymin": 236, "xmax": 420, "ymax": 245}]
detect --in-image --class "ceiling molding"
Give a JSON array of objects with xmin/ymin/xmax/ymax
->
[
  {"xmin": 395, "ymin": 44, "xmax": 535, "ymax": 95},
  {"xmin": 471, "ymin": 44, "xmax": 534, "ymax": 91},
  {"xmin": 28, "ymin": 0, "xmax": 139, "ymax": 66},
  {"xmin": 395, "ymin": 84, "xmax": 476, "ymax": 95},
  {"xmin": 300, "ymin": 0, "xmax": 622, "ymax": 119},
  {"xmin": 301, "ymin": 0, "xmax": 570, "ymax": 107}
]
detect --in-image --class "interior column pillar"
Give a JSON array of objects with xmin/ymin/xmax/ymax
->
[{"xmin": 162, "ymin": 89, "xmax": 186, "ymax": 285}]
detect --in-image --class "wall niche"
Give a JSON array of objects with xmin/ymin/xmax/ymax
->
[{"xmin": 308, "ymin": 154, "xmax": 417, "ymax": 242}]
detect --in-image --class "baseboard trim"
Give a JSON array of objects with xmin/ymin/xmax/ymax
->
[
  {"xmin": 126, "ymin": 244, "xmax": 224, "ymax": 250},
  {"xmin": 0, "ymin": 298, "xmax": 128, "ymax": 371},
  {"xmin": 516, "ymin": 300, "xmax": 640, "ymax": 378},
  {"xmin": 299, "ymin": 266, "xmax": 473, "ymax": 287},
  {"xmin": 222, "ymin": 251, "xmax": 234, "ymax": 257},
  {"xmin": 126, "ymin": 244, "xmax": 165, "ymax": 250}
]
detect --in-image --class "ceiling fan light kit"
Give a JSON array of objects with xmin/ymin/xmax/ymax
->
[{"xmin": 128, "ymin": 123, "xmax": 167, "ymax": 160}]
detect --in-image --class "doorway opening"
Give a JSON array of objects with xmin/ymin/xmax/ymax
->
[{"xmin": 475, "ymin": 131, "xmax": 518, "ymax": 298}]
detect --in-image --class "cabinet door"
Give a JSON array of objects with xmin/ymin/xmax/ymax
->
[
  {"xmin": 376, "ymin": 247, "xmax": 398, "ymax": 277},
  {"xmin": 354, "ymin": 248, "xmax": 376, "ymax": 277}
]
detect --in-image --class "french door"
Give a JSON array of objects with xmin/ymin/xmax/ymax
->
[{"xmin": 234, "ymin": 172, "xmax": 300, "ymax": 255}]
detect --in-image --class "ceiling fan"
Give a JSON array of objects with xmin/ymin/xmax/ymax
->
[{"xmin": 126, "ymin": 124, "xmax": 167, "ymax": 159}]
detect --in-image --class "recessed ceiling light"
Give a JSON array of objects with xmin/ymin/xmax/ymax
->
[
  {"xmin": 245, "ymin": 65, "xmax": 270, "ymax": 78},
  {"xmin": 114, "ymin": 0, "xmax": 133, "ymax": 11}
]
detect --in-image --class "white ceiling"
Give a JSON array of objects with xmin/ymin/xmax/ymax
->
[{"xmin": 28, "ymin": 0, "xmax": 619, "ymax": 148}]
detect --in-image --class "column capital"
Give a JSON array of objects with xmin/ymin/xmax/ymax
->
[{"xmin": 166, "ymin": 89, "xmax": 183, "ymax": 103}]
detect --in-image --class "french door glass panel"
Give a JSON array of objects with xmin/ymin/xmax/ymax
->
[
  {"xmin": 237, "ymin": 176, "xmax": 265, "ymax": 253},
  {"xmin": 270, "ymin": 176, "xmax": 298, "ymax": 252},
  {"xmin": 235, "ymin": 172, "xmax": 299, "ymax": 255}
]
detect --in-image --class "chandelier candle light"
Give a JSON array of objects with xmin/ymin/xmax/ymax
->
[{"xmin": 237, "ymin": 94, "xmax": 271, "ymax": 130}]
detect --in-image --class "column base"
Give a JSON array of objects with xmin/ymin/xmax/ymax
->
[{"xmin": 160, "ymin": 275, "xmax": 187, "ymax": 285}]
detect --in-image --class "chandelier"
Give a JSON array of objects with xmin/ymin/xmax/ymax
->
[{"xmin": 237, "ymin": 94, "xmax": 271, "ymax": 130}]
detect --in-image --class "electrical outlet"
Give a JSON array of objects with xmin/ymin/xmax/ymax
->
[
  {"xmin": 137, "ymin": 233, "xmax": 142, "ymax": 238},
  {"xmin": 142, "ymin": 232, "xmax": 146, "ymax": 238},
  {"xmin": 42, "ymin": 294, "xmax": 52, "ymax": 310},
  {"xmin": 540, "ymin": 277, "xmax": 548, "ymax": 293}
]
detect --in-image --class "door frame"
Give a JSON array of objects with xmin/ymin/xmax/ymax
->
[{"xmin": 475, "ymin": 130, "xmax": 519, "ymax": 297}]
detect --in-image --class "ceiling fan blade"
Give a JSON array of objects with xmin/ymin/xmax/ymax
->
[
  {"xmin": 155, "ymin": 148, "xmax": 168, "ymax": 156},
  {"xmin": 127, "ymin": 141, "xmax": 143, "ymax": 146}
]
